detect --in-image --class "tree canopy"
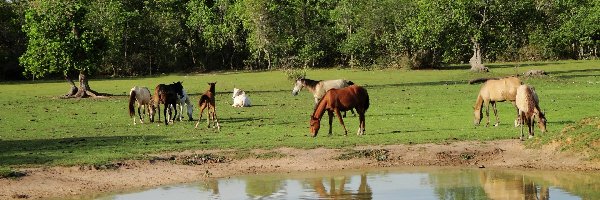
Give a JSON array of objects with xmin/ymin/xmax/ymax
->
[{"xmin": 0, "ymin": 0, "xmax": 598, "ymax": 79}]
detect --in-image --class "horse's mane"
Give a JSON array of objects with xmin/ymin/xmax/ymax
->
[
  {"xmin": 300, "ymin": 78, "xmax": 321, "ymax": 90},
  {"xmin": 311, "ymin": 91, "xmax": 329, "ymax": 120}
]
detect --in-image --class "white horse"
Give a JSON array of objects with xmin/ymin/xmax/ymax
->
[
  {"xmin": 128, "ymin": 86, "xmax": 154, "ymax": 125},
  {"xmin": 232, "ymin": 88, "xmax": 251, "ymax": 107},
  {"xmin": 177, "ymin": 89, "xmax": 194, "ymax": 121},
  {"xmin": 292, "ymin": 77, "xmax": 355, "ymax": 116}
]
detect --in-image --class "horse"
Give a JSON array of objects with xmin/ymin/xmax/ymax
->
[
  {"xmin": 470, "ymin": 76, "xmax": 522, "ymax": 127},
  {"xmin": 292, "ymin": 77, "xmax": 356, "ymax": 116},
  {"xmin": 176, "ymin": 89, "xmax": 194, "ymax": 121},
  {"xmin": 195, "ymin": 82, "xmax": 220, "ymax": 130},
  {"xmin": 232, "ymin": 88, "xmax": 251, "ymax": 107},
  {"xmin": 309, "ymin": 85, "xmax": 369, "ymax": 137},
  {"xmin": 515, "ymin": 84, "xmax": 547, "ymax": 140},
  {"xmin": 152, "ymin": 81, "xmax": 184, "ymax": 122},
  {"xmin": 128, "ymin": 86, "xmax": 154, "ymax": 125}
]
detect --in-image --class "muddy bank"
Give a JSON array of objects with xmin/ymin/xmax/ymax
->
[{"xmin": 1, "ymin": 140, "xmax": 598, "ymax": 199}]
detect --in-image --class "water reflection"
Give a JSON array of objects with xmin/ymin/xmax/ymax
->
[{"xmin": 100, "ymin": 167, "xmax": 600, "ymax": 200}]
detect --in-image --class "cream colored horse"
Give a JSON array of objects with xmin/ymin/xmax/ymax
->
[
  {"xmin": 516, "ymin": 84, "xmax": 546, "ymax": 140},
  {"xmin": 128, "ymin": 86, "xmax": 154, "ymax": 125},
  {"xmin": 471, "ymin": 76, "xmax": 522, "ymax": 126}
]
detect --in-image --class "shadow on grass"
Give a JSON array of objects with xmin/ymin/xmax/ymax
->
[
  {"xmin": 0, "ymin": 135, "xmax": 167, "ymax": 166},
  {"xmin": 549, "ymin": 68, "xmax": 600, "ymax": 75},
  {"xmin": 366, "ymin": 80, "xmax": 466, "ymax": 89}
]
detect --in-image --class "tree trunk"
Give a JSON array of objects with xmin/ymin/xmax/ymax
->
[
  {"xmin": 469, "ymin": 40, "xmax": 488, "ymax": 72},
  {"xmin": 64, "ymin": 75, "xmax": 78, "ymax": 97},
  {"xmin": 72, "ymin": 72, "xmax": 100, "ymax": 98}
]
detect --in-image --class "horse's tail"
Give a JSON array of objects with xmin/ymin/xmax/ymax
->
[
  {"xmin": 469, "ymin": 77, "xmax": 497, "ymax": 84},
  {"xmin": 129, "ymin": 90, "xmax": 136, "ymax": 117}
]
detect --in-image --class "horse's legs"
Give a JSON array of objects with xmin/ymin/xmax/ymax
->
[
  {"xmin": 484, "ymin": 100, "xmax": 491, "ymax": 127},
  {"xmin": 512, "ymin": 101, "xmax": 520, "ymax": 127},
  {"xmin": 172, "ymin": 104, "xmax": 178, "ymax": 123},
  {"xmin": 529, "ymin": 117, "xmax": 535, "ymax": 139},
  {"xmin": 195, "ymin": 102, "xmax": 207, "ymax": 128},
  {"xmin": 164, "ymin": 105, "xmax": 169, "ymax": 125},
  {"xmin": 327, "ymin": 110, "xmax": 334, "ymax": 136},
  {"xmin": 334, "ymin": 109, "xmax": 348, "ymax": 136},
  {"xmin": 138, "ymin": 105, "xmax": 144, "ymax": 124},
  {"xmin": 358, "ymin": 112, "xmax": 366, "ymax": 135},
  {"xmin": 211, "ymin": 103, "xmax": 220, "ymax": 131},
  {"xmin": 519, "ymin": 112, "xmax": 526, "ymax": 141},
  {"xmin": 491, "ymin": 102, "xmax": 499, "ymax": 126}
]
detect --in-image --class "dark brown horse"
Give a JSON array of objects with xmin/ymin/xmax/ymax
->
[
  {"xmin": 152, "ymin": 81, "xmax": 183, "ymax": 123},
  {"xmin": 310, "ymin": 85, "xmax": 369, "ymax": 137},
  {"xmin": 195, "ymin": 82, "xmax": 220, "ymax": 130}
]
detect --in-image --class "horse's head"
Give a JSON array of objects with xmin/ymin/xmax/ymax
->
[
  {"xmin": 537, "ymin": 111, "xmax": 547, "ymax": 133},
  {"xmin": 292, "ymin": 79, "xmax": 304, "ymax": 96},
  {"xmin": 309, "ymin": 116, "xmax": 320, "ymax": 137},
  {"xmin": 149, "ymin": 103, "xmax": 156, "ymax": 122},
  {"xmin": 232, "ymin": 88, "xmax": 242, "ymax": 98},
  {"xmin": 473, "ymin": 107, "xmax": 483, "ymax": 125}
]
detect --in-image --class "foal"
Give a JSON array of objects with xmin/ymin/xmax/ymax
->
[
  {"xmin": 515, "ymin": 85, "xmax": 547, "ymax": 140},
  {"xmin": 195, "ymin": 82, "xmax": 220, "ymax": 130}
]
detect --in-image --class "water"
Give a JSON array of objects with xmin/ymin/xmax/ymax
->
[{"xmin": 98, "ymin": 167, "xmax": 600, "ymax": 200}]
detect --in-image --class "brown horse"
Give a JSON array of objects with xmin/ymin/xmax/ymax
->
[
  {"xmin": 470, "ymin": 76, "xmax": 522, "ymax": 126},
  {"xmin": 195, "ymin": 82, "xmax": 220, "ymax": 130},
  {"xmin": 516, "ymin": 85, "xmax": 547, "ymax": 140},
  {"xmin": 152, "ymin": 82, "xmax": 183, "ymax": 123},
  {"xmin": 310, "ymin": 85, "xmax": 369, "ymax": 137}
]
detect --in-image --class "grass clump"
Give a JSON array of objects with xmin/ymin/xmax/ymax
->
[
  {"xmin": 530, "ymin": 117, "xmax": 600, "ymax": 160},
  {"xmin": 0, "ymin": 167, "xmax": 27, "ymax": 179},
  {"xmin": 336, "ymin": 149, "xmax": 389, "ymax": 161}
]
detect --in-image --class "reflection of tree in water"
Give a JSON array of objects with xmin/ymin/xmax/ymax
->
[
  {"xmin": 309, "ymin": 173, "xmax": 372, "ymax": 199},
  {"xmin": 245, "ymin": 177, "xmax": 284, "ymax": 198},
  {"xmin": 428, "ymin": 170, "xmax": 487, "ymax": 200}
]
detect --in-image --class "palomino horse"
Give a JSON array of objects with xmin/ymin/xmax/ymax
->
[
  {"xmin": 310, "ymin": 85, "xmax": 369, "ymax": 137},
  {"xmin": 195, "ymin": 82, "xmax": 220, "ymax": 130},
  {"xmin": 292, "ymin": 77, "xmax": 355, "ymax": 116},
  {"xmin": 128, "ymin": 86, "xmax": 154, "ymax": 125},
  {"xmin": 470, "ymin": 76, "xmax": 522, "ymax": 126},
  {"xmin": 176, "ymin": 89, "xmax": 194, "ymax": 121},
  {"xmin": 516, "ymin": 85, "xmax": 547, "ymax": 140},
  {"xmin": 152, "ymin": 81, "xmax": 184, "ymax": 122}
]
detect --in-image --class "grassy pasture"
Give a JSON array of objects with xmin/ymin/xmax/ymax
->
[{"xmin": 1, "ymin": 60, "xmax": 599, "ymax": 168}]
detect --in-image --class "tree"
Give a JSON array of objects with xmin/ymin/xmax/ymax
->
[
  {"xmin": 0, "ymin": 0, "xmax": 28, "ymax": 80},
  {"xmin": 20, "ymin": 0, "xmax": 103, "ymax": 97}
]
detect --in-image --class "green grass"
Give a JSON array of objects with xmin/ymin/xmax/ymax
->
[{"xmin": 1, "ymin": 60, "xmax": 599, "ymax": 168}]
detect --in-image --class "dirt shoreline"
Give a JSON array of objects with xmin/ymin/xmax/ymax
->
[{"xmin": 1, "ymin": 139, "xmax": 599, "ymax": 199}]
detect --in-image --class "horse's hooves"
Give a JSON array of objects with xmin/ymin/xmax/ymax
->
[{"xmin": 493, "ymin": 123, "xmax": 499, "ymax": 127}]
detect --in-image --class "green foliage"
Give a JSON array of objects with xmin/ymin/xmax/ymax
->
[
  {"xmin": 20, "ymin": 0, "xmax": 103, "ymax": 78},
  {"xmin": 1, "ymin": 0, "xmax": 599, "ymax": 78},
  {"xmin": 0, "ymin": 60, "xmax": 599, "ymax": 168}
]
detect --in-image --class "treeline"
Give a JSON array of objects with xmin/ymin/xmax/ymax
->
[{"xmin": 1, "ymin": 0, "xmax": 598, "ymax": 80}]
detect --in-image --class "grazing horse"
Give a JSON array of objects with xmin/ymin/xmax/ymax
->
[
  {"xmin": 152, "ymin": 81, "xmax": 184, "ymax": 122},
  {"xmin": 176, "ymin": 89, "xmax": 194, "ymax": 121},
  {"xmin": 310, "ymin": 85, "xmax": 369, "ymax": 137},
  {"xmin": 292, "ymin": 77, "xmax": 356, "ymax": 116},
  {"xmin": 232, "ymin": 88, "xmax": 251, "ymax": 107},
  {"xmin": 128, "ymin": 86, "xmax": 154, "ymax": 125},
  {"xmin": 195, "ymin": 82, "xmax": 220, "ymax": 130},
  {"xmin": 470, "ymin": 76, "xmax": 522, "ymax": 126},
  {"xmin": 516, "ymin": 85, "xmax": 547, "ymax": 140}
]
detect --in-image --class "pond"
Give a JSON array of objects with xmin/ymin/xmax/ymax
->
[{"xmin": 97, "ymin": 167, "xmax": 600, "ymax": 200}]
